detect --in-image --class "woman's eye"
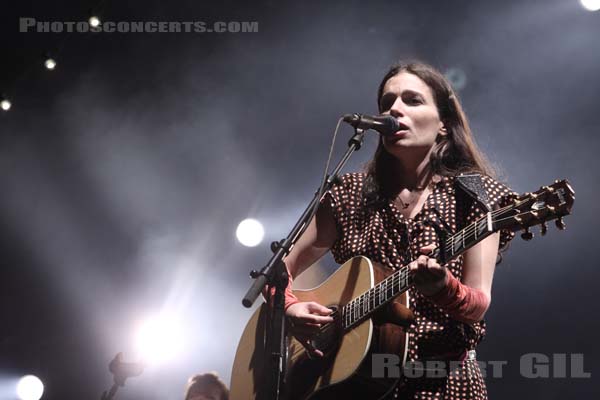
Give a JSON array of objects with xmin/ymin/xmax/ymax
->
[
  {"xmin": 379, "ymin": 94, "xmax": 396, "ymax": 112},
  {"xmin": 380, "ymin": 102, "xmax": 392, "ymax": 111},
  {"xmin": 406, "ymin": 96, "xmax": 422, "ymax": 105}
]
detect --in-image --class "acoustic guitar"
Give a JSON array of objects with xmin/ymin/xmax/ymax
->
[{"xmin": 230, "ymin": 180, "xmax": 575, "ymax": 400}]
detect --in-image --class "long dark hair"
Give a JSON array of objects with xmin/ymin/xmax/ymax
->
[{"xmin": 363, "ymin": 61, "xmax": 495, "ymax": 205}]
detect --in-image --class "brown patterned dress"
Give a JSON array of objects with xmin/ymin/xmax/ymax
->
[{"xmin": 325, "ymin": 172, "xmax": 515, "ymax": 400}]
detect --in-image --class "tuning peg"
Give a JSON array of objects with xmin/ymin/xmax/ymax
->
[
  {"xmin": 555, "ymin": 217, "xmax": 566, "ymax": 230},
  {"xmin": 521, "ymin": 228, "xmax": 534, "ymax": 241},
  {"xmin": 540, "ymin": 222, "xmax": 547, "ymax": 236},
  {"xmin": 542, "ymin": 185, "xmax": 555, "ymax": 193}
]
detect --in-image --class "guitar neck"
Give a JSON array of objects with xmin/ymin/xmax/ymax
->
[
  {"xmin": 436, "ymin": 212, "xmax": 495, "ymax": 264},
  {"xmin": 341, "ymin": 212, "xmax": 496, "ymax": 330}
]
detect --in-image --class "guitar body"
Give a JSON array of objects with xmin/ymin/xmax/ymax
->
[
  {"xmin": 230, "ymin": 256, "xmax": 411, "ymax": 400},
  {"xmin": 231, "ymin": 179, "xmax": 576, "ymax": 399}
]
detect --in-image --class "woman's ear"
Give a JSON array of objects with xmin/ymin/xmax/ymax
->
[{"xmin": 439, "ymin": 124, "xmax": 448, "ymax": 137}]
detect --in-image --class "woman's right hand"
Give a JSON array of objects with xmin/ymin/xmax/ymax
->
[{"xmin": 286, "ymin": 301, "xmax": 334, "ymax": 358}]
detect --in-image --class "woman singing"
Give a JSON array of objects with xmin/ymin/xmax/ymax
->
[{"xmin": 279, "ymin": 61, "xmax": 515, "ymax": 399}]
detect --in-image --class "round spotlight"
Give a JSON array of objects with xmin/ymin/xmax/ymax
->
[
  {"xmin": 16, "ymin": 375, "xmax": 44, "ymax": 400},
  {"xmin": 134, "ymin": 315, "xmax": 185, "ymax": 365},
  {"xmin": 1, "ymin": 99, "xmax": 11, "ymax": 111},
  {"xmin": 44, "ymin": 58, "xmax": 57, "ymax": 70},
  {"xmin": 581, "ymin": 0, "xmax": 600, "ymax": 11},
  {"xmin": 89, "ymin": 16, "xmax": 101, "ymax": 27},
  {"xmin": 236, "ymin": 218, "xmax": 265, "ymax": 247}
]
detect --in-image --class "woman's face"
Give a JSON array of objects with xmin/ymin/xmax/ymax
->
[{"xmin": 379, "ymin": 71, "xmax": 446, "ymax": 159}]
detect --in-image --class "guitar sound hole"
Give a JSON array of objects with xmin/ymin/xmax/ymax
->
[{"xmin": 309, "ymin": 305, "xmax": 341, "ymax": 357}]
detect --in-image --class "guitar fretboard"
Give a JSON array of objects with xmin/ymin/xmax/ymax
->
[{"xmin": 341, "ymin": 212, "xmax": 495, "ymax": 330}]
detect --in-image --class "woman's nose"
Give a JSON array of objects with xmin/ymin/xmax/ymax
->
[{"xmin": 389, "ymin": 98, "xmax": 404, "ymax": 117}]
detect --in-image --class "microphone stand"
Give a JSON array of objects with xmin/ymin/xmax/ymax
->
[{"xmin": 242, "ymin": 127, "xmax": 367, "ymax": 400}]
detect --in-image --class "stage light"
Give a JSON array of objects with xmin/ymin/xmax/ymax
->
[
  {"xmin": 16, "ymin": 375, "xmax": 44, "ymax": 400},
  {"xmin": 134, "ymin": 315, "xmax": 185, "ymax": 365},
  {"xmin": 580, "ymin": 0, "xmax": 600, "ymax": 11},
  {"xmin": 89, "ymin": 16, "xmax": 101, "ymax": 27},
  {"xmin": 444, "ymin": 67, "xmax": 467, "ymax": 91},
  {"xmin": 236, "ymin": 218, "xmax": 265, "ymax": 247},
  {"xmin": 1, "ymin": 98, "xmax": 11, "ymax": 111},
  {"xmin": 44, "ymin": 58, "xmax": 57, "ymax": 70}
]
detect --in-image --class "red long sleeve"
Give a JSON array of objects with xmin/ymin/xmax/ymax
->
[
  {"xmin": 428, "ymin": 272, "xmax": 490, "ymax": 324},
  {"xmin": 265, "ymin": 274, "xmax": 299, "ymax": 311}
]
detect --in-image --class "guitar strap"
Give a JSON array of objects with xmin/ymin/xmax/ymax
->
[
  {"xmin": 454, "ymin": 173, "xmax": 506, "ymax": 264},
  {"xmin": 454, "ymin": 173, "xmax": 491, "ymax": 212},
  {"xmin": 420, "ymin": 174, "xmax": 490, "ymax": 240},
  {"xmin": 419, "ymin": 174, "xmax": 491, "ymax": 258}
]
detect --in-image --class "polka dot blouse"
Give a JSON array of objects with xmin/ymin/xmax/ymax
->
[{"xmin": 325, "ymin": 172, "xmax": 515, "ymax": 399}]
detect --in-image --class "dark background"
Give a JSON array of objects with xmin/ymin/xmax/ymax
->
[{"xmin": 1, "ymin": 1, "xmax": 598, "ymax": 399}]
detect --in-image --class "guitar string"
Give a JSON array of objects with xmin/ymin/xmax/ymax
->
[
  {"xmin": 442, "ymin": 202, "xmax": 516, "ymax": 254},
  {"xmin": 288, "ymin": 273, "xmax": 409, "ymax": 360},
  {"xmin": 306, "ymin": 266, "xmax": 411, "ymax": 342},
  {"xmin": 290, "ymin": 269, "xmax": 412, "ymax": 358},
  {"xmin": 346, "ymin": 199, "xmax": 534, "ymax": 325},
  {"xmin": 332, "ymin": 201, "xmax": 522, "ymax": 331},
  {"xmin": 445, "ymin": 193, "xmax": 550, "ymax": 252},
  {"xmin": 342, "ymin": 199, "xmax": 519, "ymax": 323},
  {"xmin": 363, "ymin": 203, "xmax": 514, "ymax": 312},
  {"xmin": 289, "ymin": 227, "xmax": 488, "ymax": 359},
  {"xmin": 289, "ymin": 198, "xmax": 535, "ymax": 358},
  {"xmin": 440, "ymin": 201, "xmax": 523, "ymax": 256},
  {"xmin": 341, "ymin": 204, "xmax": 512, "ymax": 327}
]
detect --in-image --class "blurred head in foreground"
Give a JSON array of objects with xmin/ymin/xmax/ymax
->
[{"xmin": 184, "ymin": 372, "xmax": 229, "ymax": 400}]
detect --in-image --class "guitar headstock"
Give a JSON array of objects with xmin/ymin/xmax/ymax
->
[{"xmin": 494, "ymin": 179, "xmax": 575, "ymax": 240}]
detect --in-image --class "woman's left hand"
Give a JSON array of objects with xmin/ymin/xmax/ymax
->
[{"xmin": 408, "ymin": 244, "xmax": 449, "ymax": 296}]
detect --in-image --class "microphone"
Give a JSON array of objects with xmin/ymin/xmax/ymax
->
[{"xmin": 342, "ymin": 113, "xmax": 400, "ymax": 136}]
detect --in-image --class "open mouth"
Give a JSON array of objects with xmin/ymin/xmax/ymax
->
[{"xmin": 396, "ymin": 121, "xmax": 409, "ymax": 131}]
